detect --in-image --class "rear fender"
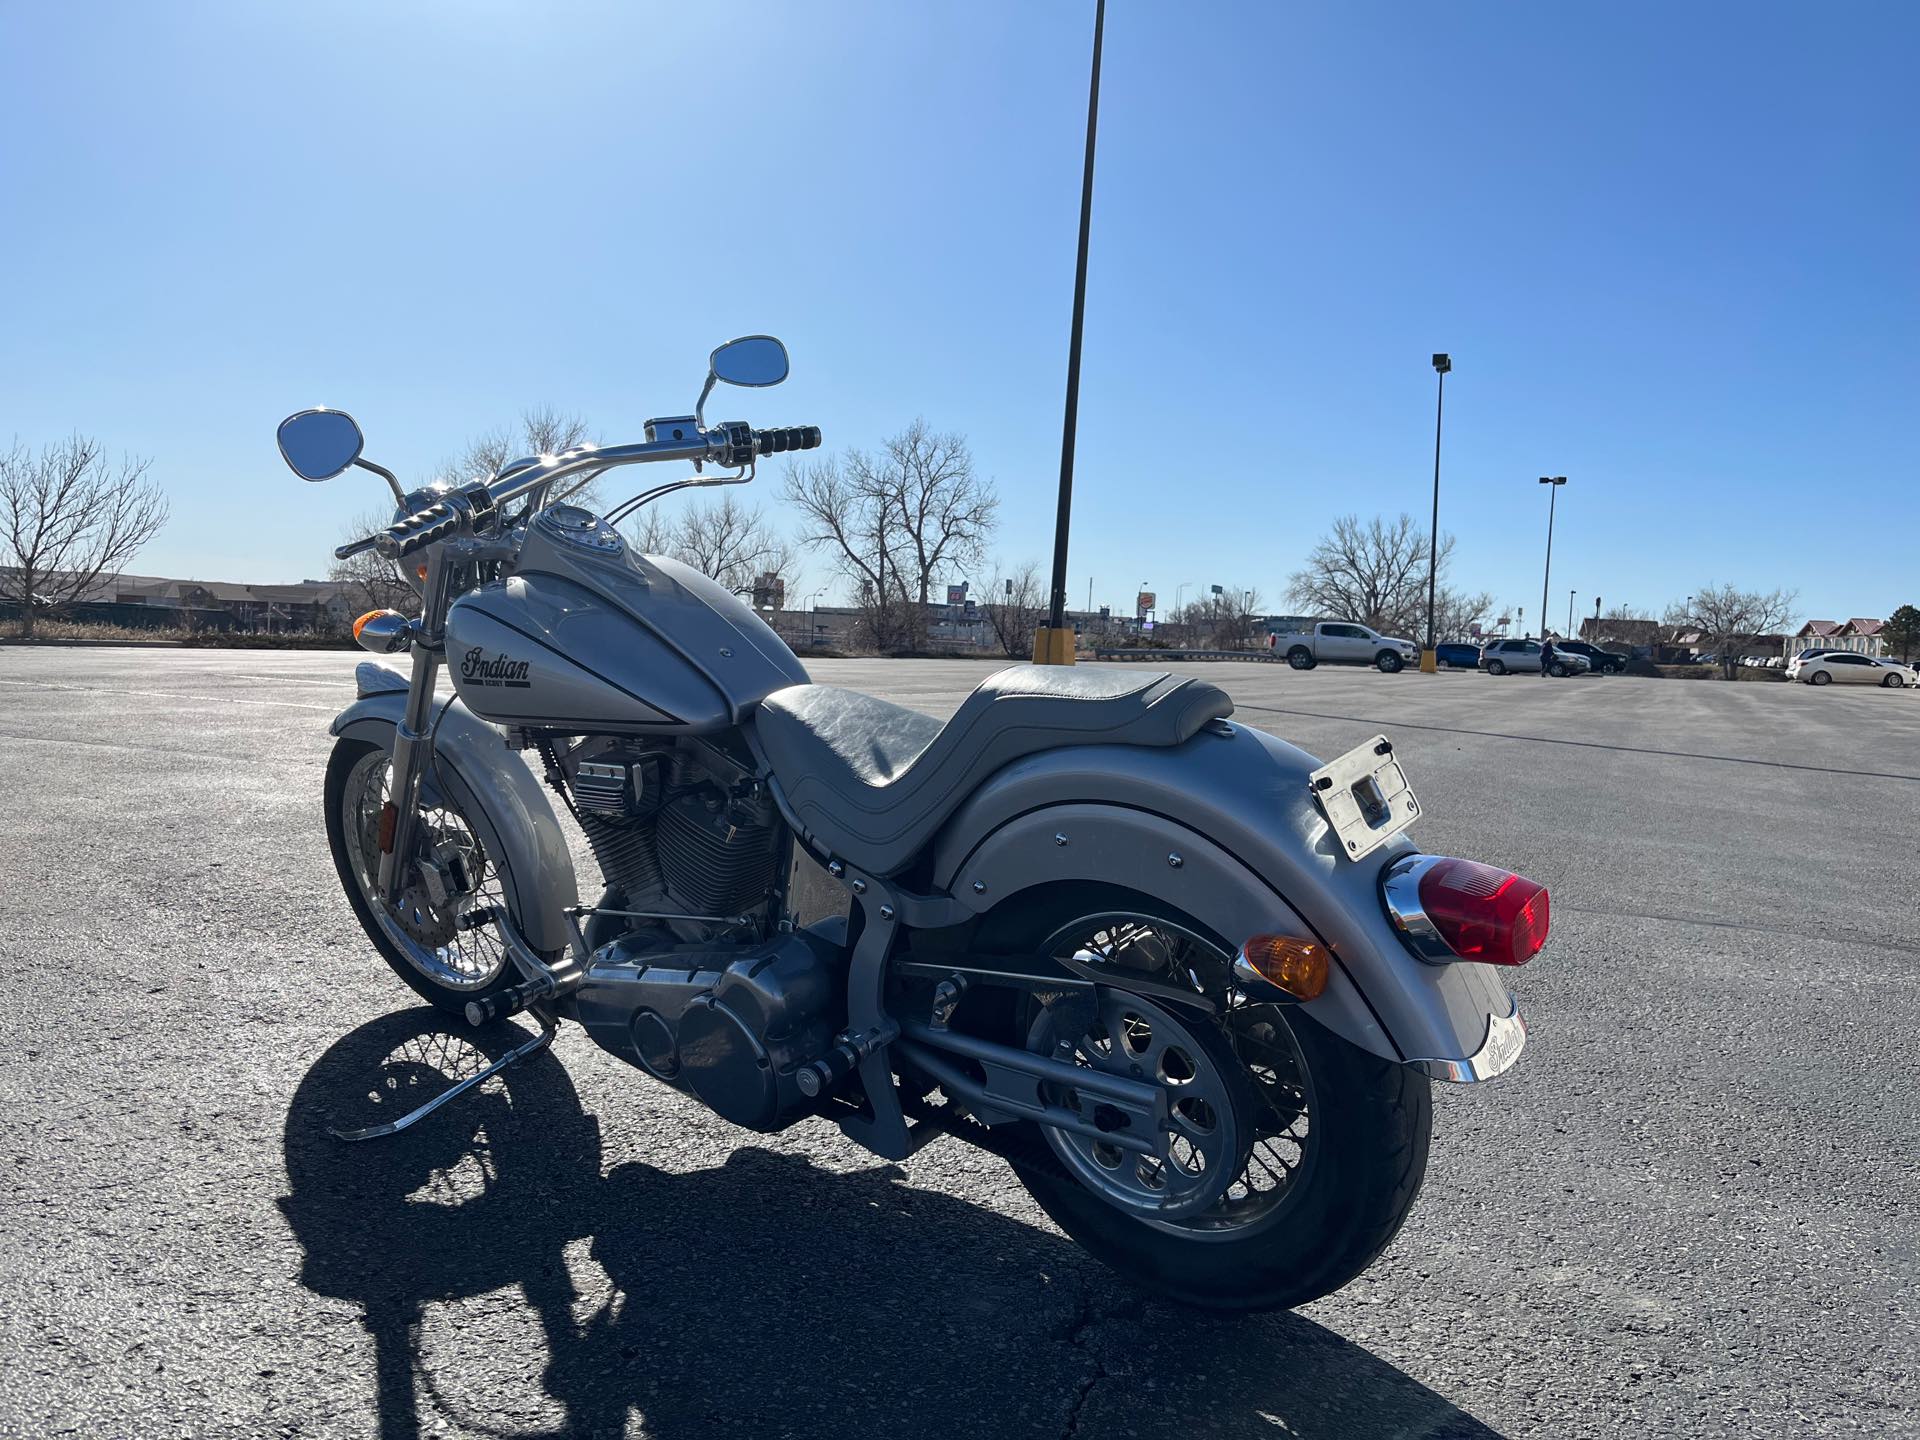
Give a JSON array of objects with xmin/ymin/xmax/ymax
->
[
  {"xmin": 331, "ymin": 664, "xmax": 579, "ymax": 952},
  {"xmin": 930, "ymin": 721, "xmax": 1515, "ymax": 1073}
]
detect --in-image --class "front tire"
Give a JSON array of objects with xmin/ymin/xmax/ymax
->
[
  {"xmin": 1883, "ymin": 673, "xmax": 1904, "ymax": 688},
  {"xmin": 324, "ymin": 736, "xmax": 539, "ymax": 1015},
  {"xmin": 1375, "ymin": 651, "xmax": 1403, "ymax": 673},
  {"xmin": 972, "ymin": 900, "xmax": 1432, "ymax": 1312}
]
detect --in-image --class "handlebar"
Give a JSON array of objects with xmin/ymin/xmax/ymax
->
[{"xmin": 331, "ymin": 421, "xmax": 821, "ymax": 561}]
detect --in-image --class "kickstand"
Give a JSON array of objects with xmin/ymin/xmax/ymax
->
[{"xmin": 329, "ymin": 1014, "xmax": 558, "ymax": 1143}]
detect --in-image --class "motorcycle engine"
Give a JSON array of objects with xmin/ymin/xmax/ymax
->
[
  {"xmin": 567, "ymin": 741, "xmax": 783, "ymax": 931},
  {"xmin": 572, "ymin": 927, "xmax": 841, "ymax": 1130}
]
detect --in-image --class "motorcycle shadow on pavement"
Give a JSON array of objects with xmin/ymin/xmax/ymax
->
[{"xmin": 282, "ymin": 1009, "xmax": 1504, "ymax": 1440}]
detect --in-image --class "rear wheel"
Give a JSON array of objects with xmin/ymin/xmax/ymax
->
[
  {"xmin": 1810, "ymin": 670, "xmax": 1832, "ymax": 686},
  {"xmin": 325, "ymin": 737, "xmax": 535, "ymax": 1015},
  {"xmin": 1487, "ymin": 659, "xmax": 1507, "ymax": 676},
  {"xmin": 975, "ymin": 902, "xmax": 1431, "ymax": 1312},
  {"xmin": 1287, "ymin": 647, "xmax": 1316, "ymax": 670}
]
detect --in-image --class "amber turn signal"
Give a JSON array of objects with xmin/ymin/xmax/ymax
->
[{"xmin": 1234, "ymin": 934, "xmax": 1329, "ymax": 1001}]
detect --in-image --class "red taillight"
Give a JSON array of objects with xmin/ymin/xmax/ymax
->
[{"xmin": 1416, "ymin": 858, "xmax": 1549, "ymax": 965}]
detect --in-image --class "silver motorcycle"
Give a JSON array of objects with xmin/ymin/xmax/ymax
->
[{"xmin": 278, "ymin": 335, "xmax": 1550, "ymax": 1311}]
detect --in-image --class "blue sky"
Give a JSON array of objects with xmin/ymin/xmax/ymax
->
[{"xmin": 3, "ymin": 2, "xmax": 1915, "ymax": 627}]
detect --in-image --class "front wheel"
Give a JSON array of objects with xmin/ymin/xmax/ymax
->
[
  {"xmin": 1375, "ymin": 651, "xmax": 1403, "ymax": 673},
  {"xmin": 1883, "ymin": 673, "xmax": 1904, "ymax": 688},
  {"xmin": 982, "ymin": 907, "xmax": 1431, "ymax": 1311},
  {"xmin": 324, "ymin": 736, "xmax": 536, "ymax": 1015},
  {"xmin": 1548, "ymin": 662, "xmax": 1570, "ymax": 677}
]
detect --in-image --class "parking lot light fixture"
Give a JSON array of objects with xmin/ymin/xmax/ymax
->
[{"xmin": 1538, "ymin": 476, "xmax": 1567, "ymax": 639}]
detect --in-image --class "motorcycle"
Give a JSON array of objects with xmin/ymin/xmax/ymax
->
[{"xmin": 277, "ymin": 335, "xmax": 1550, "ymax": 1311}]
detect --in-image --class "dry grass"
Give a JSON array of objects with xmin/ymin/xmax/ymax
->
[{"xmin": 1, "ymin": 618, "xmax": 350, "ymax": 649}]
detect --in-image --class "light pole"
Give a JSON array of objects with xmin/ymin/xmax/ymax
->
[
  {"xmin": 1037, "ymin": 0, "xmax": 1106, "ymax": 664},
  {"xmin": 1538, "ymin": 476, "xmax": 1567, "ymax": 639},
  {"xmin": 1424, "ymin": 353, "xmax": 1451, "ymax": 671},
  {"xmin": 1568, "ymin": 589, "xmax": 1576, "ymax": 639}
]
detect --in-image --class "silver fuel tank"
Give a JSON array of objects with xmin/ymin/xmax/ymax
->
[{"xmin": 443, "ymin": 505, "xmax": 808, "ymax": 734}]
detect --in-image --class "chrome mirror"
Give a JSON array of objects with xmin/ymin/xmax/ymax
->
[
  {"xmin": 710, "ymin": 335, "xmax": 788, "ymax": 388},
  {"xmin": 277, "ymin": 409, "xmax": 365, "ymax": 482},
  {"xmin": 696, "ymin": 335, "xmax": 789, "ymax": 426}
]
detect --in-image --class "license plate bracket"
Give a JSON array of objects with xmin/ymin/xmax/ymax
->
[{"xmin": 1310, "ymin": 734, "xmax": 1419, "ymax": 861}]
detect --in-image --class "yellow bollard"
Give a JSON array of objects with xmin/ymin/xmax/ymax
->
[
  {"xmin": 1419, "ymin": 648, "xmax": 1439, "ymax": 673},
  {"xmin": 1031, "ymin": 627, "xmax": 1078, "ymax": 665}
]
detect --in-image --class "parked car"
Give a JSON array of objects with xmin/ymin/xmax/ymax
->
[
  {"xmin": 1552, "ymin": 639, "xmax": 1628, "ymax": 674},
  {"xmin": 1435, "ymin": 641, "xmax": 1482, "ymax": 668},
  {"xmin": 1480, "ymin": 639, "xmax": 1592, "ymax": 677},
  {"xmin": 1790, "ymin": 653, "xmax": 1917, "ymax": 687},
  {"xmin": 1275, "ymin": 621, "xmax": 1420, "ymax": 672}
]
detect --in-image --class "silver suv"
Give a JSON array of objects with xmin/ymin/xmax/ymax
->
[{"xmin": 1480, "ymin": 639, "xmax": 1591, "ymax": 677}]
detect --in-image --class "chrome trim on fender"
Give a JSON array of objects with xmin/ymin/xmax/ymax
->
[
  {"xmin": 1380, "ymin": 853, "xmax": 1454, "ymax": 964},
  {"xmin": 1409, "ymin": 996, "xmax": 1526, "ymax": 1083}
]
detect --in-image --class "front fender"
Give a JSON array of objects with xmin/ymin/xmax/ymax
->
[
  {"xmin": 930, "ymin": 721, "xmax": 1515, "ymax": 1074},
  {"xmin": 331, "ymin": 665, "xmax": 579, "ymax": 952}
]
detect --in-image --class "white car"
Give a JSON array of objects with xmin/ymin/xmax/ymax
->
[
  {"xmin": 1275, "ymin": 621, "xmax": 1421, "ymax": 673},
  {"xmin": 1790, "ymin": 653, "xmax": 1917, "ymax": 688}
]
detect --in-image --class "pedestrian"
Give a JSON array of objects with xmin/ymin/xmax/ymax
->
[{"xmin": 1539, "ymin": 636, "xmax": 1554, "ymax": 676}]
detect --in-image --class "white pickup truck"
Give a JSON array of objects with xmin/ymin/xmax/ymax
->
[{"xmin": 1274, "ymin": 621, "xmax": 1420, "ymax": 673}]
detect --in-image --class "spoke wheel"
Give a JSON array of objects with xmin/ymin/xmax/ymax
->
[
  {"xmin": 338, "ymin": 747, "xmax": 510, "ymax": 993},
  {"xmin": 1029, "ymin": 916, "xmax": 1318, "ymax": 1240}
]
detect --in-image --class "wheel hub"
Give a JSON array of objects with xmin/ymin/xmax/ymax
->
[{"xmin": 1028, "ymin": 990, "xmax": 1250, "ymax": 1221}]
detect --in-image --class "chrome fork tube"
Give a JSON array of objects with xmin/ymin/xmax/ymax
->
[{"xmin": 378, "ymin": 551, "xmax": 455, "ymax": 902}]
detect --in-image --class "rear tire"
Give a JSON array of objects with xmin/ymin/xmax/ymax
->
[
  {"xmin": 971, "ymin": 895, "xmax": 1432, "ymax": 1312},
  {"xmin": 1487, "ymin": 659, "xmax": 1507, "ymax": 676},
  {"xmin": 1810, "ymin": 671, "xmax": 1832, "ymax": 686},
  {"xmin": 1287, "ymin": 647, "xmax": 1316, "ymax": 670},
  {"xmin": 1375, "ymin": 651, "xmax": 1403, "ymax": 673}
]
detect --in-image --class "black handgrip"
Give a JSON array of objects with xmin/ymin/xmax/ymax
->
[
  {"xmin": 387, "ymin": 503, "xmax": 462, "ymax": 557},
  {"xmin": 752, "ymin": 425, "xmax": 822, "ymax": 456}
]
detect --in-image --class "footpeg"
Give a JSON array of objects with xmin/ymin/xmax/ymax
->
[
  {"xmin": 795, "ymin": 1022, "xmax": 898, "ymax": 1099},
  {"xmin": 464, "ymin": 974, "xmax": 553, "ymax": 1027}
]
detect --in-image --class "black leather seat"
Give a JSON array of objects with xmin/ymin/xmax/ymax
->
[{"xmin": 752, "ymin": 665, "xmax": 1233, "ymax": 876}]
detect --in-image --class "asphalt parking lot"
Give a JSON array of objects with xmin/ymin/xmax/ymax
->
[{"xmin": 2, "ymin": 648, "xmax": 1916, "ymax": 1439}]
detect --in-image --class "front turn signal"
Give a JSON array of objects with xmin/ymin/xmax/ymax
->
[
  {"xmin": 1233, "ymin": 934, "xmax": 1329, "ymax": 1001},
  {"xmin": 352, "ymin": 609, "xmax": 414, "ymax": 654}
]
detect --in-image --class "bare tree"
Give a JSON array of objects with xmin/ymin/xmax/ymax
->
[
  {"xmin": 1171, "ymin": 586, "xmax": 1266, "ymax": 649},
  {"xmin": 443, "ymin": 405, "xmax": 593, "ymax": 482},
  {"xmin": 1, "ymin": 435, "xmax": 168, "ymax": 637},
  {"xmin": 622, "ymin": 507, "xmax": 675, "ymax": 557},
  {"xmin": 1285, "ymin": 514, "xmax": 1453, "ymax": 640},
  {"xmin": 327, "ymin": 508, "xmax": 418, "ymax": 620},
  {"xmin": 1432, "ymin": 588, "xmax": 1496, "ymax": 644},
  {"xmin": 1667, "ymin": 584, "xmax": 1798, "ymax": 678},
  {"xmin": 666, "ymin": 494, "xmax": 795, "ymax": 598},
  {"xmin": 982, "ymin": 561, "xmax": 1046, "ymax": 659},
  {"xmin": 784, "ymin": 421, "xmax": 996, "ymax": 653}
]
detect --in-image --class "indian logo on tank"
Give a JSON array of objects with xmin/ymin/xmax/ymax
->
[{"xmin": 460, "ymin": 647, "xmax": 531, "ymax": 687}]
